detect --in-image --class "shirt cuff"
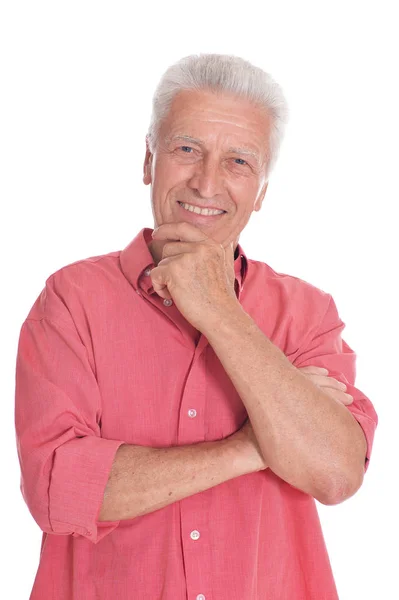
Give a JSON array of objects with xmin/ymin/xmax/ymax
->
[
  {"xmin": 347, "ymin": 406, "xmax": 377, "ymax": 473},
  {"xmin": 49, "ymin": 436, "xmax": 126, "ymax": 544}
]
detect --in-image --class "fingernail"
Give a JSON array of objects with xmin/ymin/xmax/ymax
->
[{"xmin": 152, "ymin": 228, "xmax": 158, "ymax": 237}]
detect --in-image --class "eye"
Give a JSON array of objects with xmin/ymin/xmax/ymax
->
[
  {"xmin": 180, "ymin": 146, "xmax": 193, "ymax": 153},
  {"xmin": 234, "ymin": 158, "xmax": 247, "ymax": 165}
]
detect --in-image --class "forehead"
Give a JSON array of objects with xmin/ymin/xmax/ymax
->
[{"xmin": 161, "ymin": 88, "xmax": 271, "ymax": 153}]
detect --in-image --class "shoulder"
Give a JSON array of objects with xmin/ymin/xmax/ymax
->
[
  {"xmin": 26, "ymin": 249, "xmax": 122, "ymax": 324},
  {"xmin": 247, "ymin": 258, "xmax": 334, "ymax": 321},
  {"xmin": 245, "ymin": 259, "xmax": 344, "ymax": 363},
  {"xmin": 49, "ymin": 249, "xmax": 121, "ymax": 286}
]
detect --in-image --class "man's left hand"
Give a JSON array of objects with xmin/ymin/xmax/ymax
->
[
  {"xmin": 298, "ymin": 366, "xmax": 354, "ymax": 405},
  {"xmin": 150, "ymin": 222, "xmax": 239, "ymax": 331}
]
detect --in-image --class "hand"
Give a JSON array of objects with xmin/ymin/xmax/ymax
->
[
  {"xmin": 150, "ymin": 222, "xmax": 238, "ymax": 331},
  {"xmin": 298, "ymin": 365, "xmax": 354, "ymax": 405},
  {"xmin": 227, "ymin": 418, "xmax": 267, "ymax": 473}
]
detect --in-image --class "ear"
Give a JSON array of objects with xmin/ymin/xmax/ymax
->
[
  {"xmin": 254, "ymin": 181, "xmax": 268, "ymax": 212},
  {"xmin": 143, "ymin": 136, "xmax": 153, "ymax": 185}
]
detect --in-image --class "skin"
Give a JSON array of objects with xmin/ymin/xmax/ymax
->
[
  {"xmin": 139, "ymin": 88, "xmax": 367, "ymax": 504},
  {"xmin": 143, "ymin": 88, "xmax": 270, "ymax": 266}
]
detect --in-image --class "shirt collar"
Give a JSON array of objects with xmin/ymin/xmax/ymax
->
[{"xmin": 120, "ymin": 227, "xmax": 249, "ymax": 299}]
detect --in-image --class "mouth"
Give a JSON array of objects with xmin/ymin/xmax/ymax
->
[{"xmin": 177, "ymin": 201, "xmax": 227, "ymax": 219}]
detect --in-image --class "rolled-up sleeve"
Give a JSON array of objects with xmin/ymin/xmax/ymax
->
[
  {"xmin": 292, "ymin": 293, "xmax": 378, "ymax": 473},
  {"xmin": 15, "ymin": 279, "xmax": 126, "ymax": 544}
]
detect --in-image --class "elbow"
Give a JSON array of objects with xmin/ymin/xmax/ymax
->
[
  {"xmin": 315, "ymin": 432, "xmax": 368, "ymax": 505},
  {"xmin": 316, "ymin": 469, "xmax": 364, "ymax": 506}
]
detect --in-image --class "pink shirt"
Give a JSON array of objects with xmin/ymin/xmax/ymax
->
[{"xmin": 15, "ymin": 227, "xmax": 378, "ymax": 599}]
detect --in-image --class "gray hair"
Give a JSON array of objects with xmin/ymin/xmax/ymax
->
[{"xmin": 146, "ymin": 53, "xmax": 289, "ymax": 180}]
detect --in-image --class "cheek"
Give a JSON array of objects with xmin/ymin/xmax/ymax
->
[
  {"xmin": 152, "ymin": 162, "xmax": 194, "ymax": 217},
  {"xmin": 156, "ymin": 157, "xmax": 192, "ymax": 186},
  {"xmin": 229, "ymin": 179, "xmax": 259, "ymax": 208}
]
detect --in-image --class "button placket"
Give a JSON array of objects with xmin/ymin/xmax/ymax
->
[{"xmin": 178, "ymin": 347, "xmax": 211, "ymax": 600}]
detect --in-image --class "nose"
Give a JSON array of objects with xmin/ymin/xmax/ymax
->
[{"xmin": 187, "ymin": 156, "xmax": 224, "ymax": 199}]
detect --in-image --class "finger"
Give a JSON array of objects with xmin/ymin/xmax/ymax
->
[
  {"xmin": 308, "ymin": 374, "xmax": 348, "ymax": 391},
  {"xmin": 322, "ymin": 388, "xmax": 354, "ymax": 405},
  {"xmin": 150, "ymin": 260, "xmax": 173, "ymax": 300},
  {"xmin": 152, "ymin": 222, "xmax": 209, "ymax": 243},
  {"xmin": 299, "ymin": 366, "xmax": 329, "ymax": 375},
  {"xmin": 161, "ymin": 241, "xmax": 198, "ymax": 259},
  {"xmin": 151, "ymin": 281, "xmax": 172, "ymax": 300}
]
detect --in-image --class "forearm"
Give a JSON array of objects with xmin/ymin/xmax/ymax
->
[
  {"xmin": 204, "ymin": 304, "xmax": 366, "ymax": 504},
  {"xmin": 98, "ymin": 438, "xmax": 249, "ymax": 522}
]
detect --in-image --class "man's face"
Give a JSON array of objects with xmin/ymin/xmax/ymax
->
[{"xmin": 143, "ymin": 88, "xmax": 270, "ymax": 253}]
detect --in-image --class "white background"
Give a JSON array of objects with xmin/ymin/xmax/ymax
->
[{"xmin": 1, "ymin": 1, "xmax": 397, "ymax": 598}]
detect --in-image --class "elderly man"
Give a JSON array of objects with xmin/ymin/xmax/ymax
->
[{"xmin": 15, "ymin": 54, "xmax": 377, "ymax": 599}]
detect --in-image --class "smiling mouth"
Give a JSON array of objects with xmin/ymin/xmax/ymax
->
[{"xmin": 177, "ymin": 201, "xmax": 227, "ymax": 216}]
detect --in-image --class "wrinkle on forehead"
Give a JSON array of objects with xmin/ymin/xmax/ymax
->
[{"xmin": 169, "ymin": 102, "xmax": 269, "ymax": 131}]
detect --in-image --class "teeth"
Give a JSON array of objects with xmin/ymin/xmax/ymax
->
[{"xmin": 179, "ymin": 202, "xmax": 224, "ymax": 216}]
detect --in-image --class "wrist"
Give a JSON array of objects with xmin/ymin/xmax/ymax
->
[
  {"xmin": 223, "ymin": 435, "xmax": 261, "ymax": 476},
  {"xmin": 199, "ymin": 299, "xmax": 247, "ymax": 339}
]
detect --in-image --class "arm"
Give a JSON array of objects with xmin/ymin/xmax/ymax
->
[
  {"xmin": 15, "ymin": 309, "xmax": 125, "ymax": 545},
  {"xmin": 203, "ymin": 294, "xmax": 377, "ymax": 506},
  {"xmin": 99, "ymin": 436, "xmax": 254, "ymax": 522},
  {"xmin": 15, "ymin": 277, "xmax": 262, "ymax": 543}
]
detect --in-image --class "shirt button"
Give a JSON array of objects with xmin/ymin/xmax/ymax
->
[
  {"xmin": 136, "ymin": 289, "xmax": 142, "ymax": 296},
  {"xmin": 190, "ymin": 530, "xmax": 200, "ymax": 540},
  {"xmin": 196, "ymin": 595, "xmax": 206, "ymax": 600},
  {"xmin": 163, "ymin": 298, "xmax": 173, "ymax": 306},
  {"xmin": 144, "ymin": 268, "xmax": 152, "ymax": 276},
  {"xmin": 188, "ymin": 409, "xmax": 197, "ymax": 418}
]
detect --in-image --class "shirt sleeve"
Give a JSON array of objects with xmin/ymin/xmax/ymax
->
[
  {"xmin": 291, "ymin": 293, "xmax": 378, "ymax": 473},
  {"xmin": 14, "ymin": 277, "xmax": 127, "ymax": 544}
]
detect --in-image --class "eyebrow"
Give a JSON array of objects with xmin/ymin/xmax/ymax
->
[
  {"xmin": 165, "ymin": 135, "xmax": 261, "ymax": 163},
  {"xmin": 227, "ymin": 146, "xmax": 260, "ymax": 161}
]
